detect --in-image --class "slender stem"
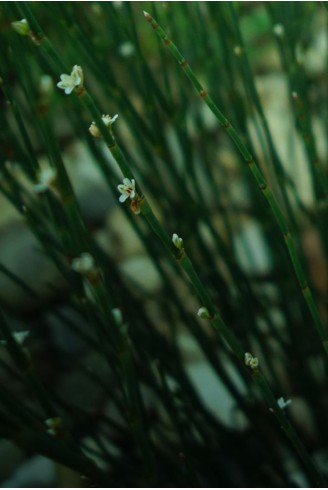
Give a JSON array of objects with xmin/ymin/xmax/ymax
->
[
  {"xmin": 14, "ymin": 428, "xmax": 110, "ymax": 486},
  {"xmin": 114, "ymin": 115, "xmax": 324, "ymax": 486},
  {"xmin": 7, "ymin": 4, "xmax": 326, "ymax": 484},
  {"xmin": 7, "ymin": 4, "xmax": 157, "ymax": 479},
  {"xmin": 0, "ymin": 309, "xmax": 56, "ymax": 418},
  {"xmin": 143, "ymin": 10, "xmax": 328, "ymax": 357},
  {"xmin": 227, "ymin": 3, "xmax": 297, "ymax": 223},
  {"xmin": 291, "ymin": 91, "xmax": 328, "ymax": 198}
]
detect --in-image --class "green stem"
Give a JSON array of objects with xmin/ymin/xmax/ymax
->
[
  {"xmin": 143, "ymin": 10, "xmax": 328, "ymax": 357},
  {"xmin": 0, "ymin": 310, "xmax": 55, "ymax": 418},
  {"xmin": 9, "ymin": 5, "xmax": 325, "ymax": 483},
  {"xmin": 15, "ymin": 429, "xmax": 110, "ymax": 486},
  {"xmin": 139, "ymin": 200, "xmax": 321, "ymax": 481},
  {"xmin": 8, "ymin": 4, "xmax": 156, "ymax": 477}
]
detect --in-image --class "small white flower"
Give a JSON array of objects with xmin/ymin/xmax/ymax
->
[
  {"xmin": 102, "ymin": 114, "xmax": 118, "ymax": 126},
  {"xmin": 244, "ymin": 352, "xmax": 259, "ymax": 370},
  {"xmin": 89, "ymin": 114, "xmax": 118, "ymax": 138},
  {"xmin": 197, "ymin": 307, "xmax": 211, "ymax": 319},
  {"xmin": 71, "ymin": 253, "xmax": 95, "ymax": 275},
  {"xmin": 244, "ymin": 352, "xmax": 253, "ymax": 365},
  {"xmin": 273, "ymin": 23, "xmax": 285, "ymax": 37},
  {"xmin": 0, "ymin": 330, "xmax": 30, "ymax": 347},
  {"xmin": 172, "ymin": 233, "xmax": 183, "ymax": 250},
  {"xmin": 33, "ymin": 166, "xmax": 57, "ymax": 193},
  {"xmin": 277, "ymin": 396, "xmax": 292, "ymax": 410},
  {"xmin": 117, "ymin": 178, "xmax": 136, "ymax": 203},
  {"xmin": 57, "ymin": 65, "xmax": 84, "ymax": 95},
  {"xmin": 11, "ymin": 19, "xmax": 30, "ymax": 36},
  {"xmin": 249, "ymin": 357, "xmax": 259, "ymax": 369}
]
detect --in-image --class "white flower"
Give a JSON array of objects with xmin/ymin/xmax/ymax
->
[
  {"xmin": 102, "ymin": 114, "xmax": 118, "ymax": 126},
  {"xmin": 197, "ymin": 307, "xmax": 210, "ymax": 319},
  {"xmin": 244, "ymin": 352, "xmax": 253, "ymax": 365},
  {"xmin": 71, "ymin": 253, "xmax": 95, "ymax": 275},
  {"xmin": 249, "ymin": 357, "xmax": 259, "ymax": 369},
  {"xmin": 273, "ymin": 23, "xmax": 284, "ymax": 37},
  {"xmin": 277, "ymin": 396, "xmax": 292, "ymax": 410},
  {"xmin": 0, "ymin": 330, "xmax": 30, "ymax": 347},
  {"xmin": 33, "ymin": 167, "xmax": 57, "ymax": 193},
  {"xmin": 172, "ymin": 233, "xmax": 183, "ymax": 250},
  {"xmin": 11, "ymin": 19, "xmax": 30, "ymax": 36},
  {"xmin": 118, "ymin": 42, "xmax": 135, "ymax": 57},
  {"xmin": 89, "ymin": 114, "xmax": 118, "ymax": 138},
  {"xmin": 244, "ymin": 352, "xmax": 259, "ymax": 370},
  {"xmin": 117, "ymin": 178, "xmax": 136, "ymax": 203},
  {"xmin": 39, "ymin": 75, "xmax": 54, "ymax": 96},
  {"xmin": 57, "ymin": 65, "xmax": 84, "ymax": 95}
]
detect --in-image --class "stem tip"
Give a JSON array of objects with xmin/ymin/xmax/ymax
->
[{"xmin": 143, "ymin": 11, "xmax": 152, "ymax": 21}]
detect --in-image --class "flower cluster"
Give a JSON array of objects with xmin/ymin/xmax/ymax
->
[
  {"xmin": 89, "ymin": 114, "xmax": 118, "ymax": 138},
  {"xmin": 57, "ymin": 65, "xmax": 84, "ymax": 95},
  {"xmin": 244, "ymin": 352, "xmax": 259, "ymax": 370}
]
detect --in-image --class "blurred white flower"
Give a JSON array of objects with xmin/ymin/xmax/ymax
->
[
  {"xmin": 33, "ymin": 167, "xmax": 57, "ymax": 193},
  {"xmin": 273, "ymin": 23, "xmax": 284, "ymax": 37},
  {"xmin": 71, "ymin": 253, "xmax": 95, "ymax": 275},
  {"xmin": 118, "ymin": 42, "xmax": 135, "ymax": 57},
  {"xmin": 234, "ymin": 45, "xmax": 242, "ymax": 56},
  {"xmin": 277, "ymin": 396, "xmax": 292, "ymax": 410},
  {"xmin": 39, "ymin": 74, "xmax": 54, "ymax": 96},
  {"xmin": 244, "ymin": 352, "xmax": 259, "ymax": 369}
]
